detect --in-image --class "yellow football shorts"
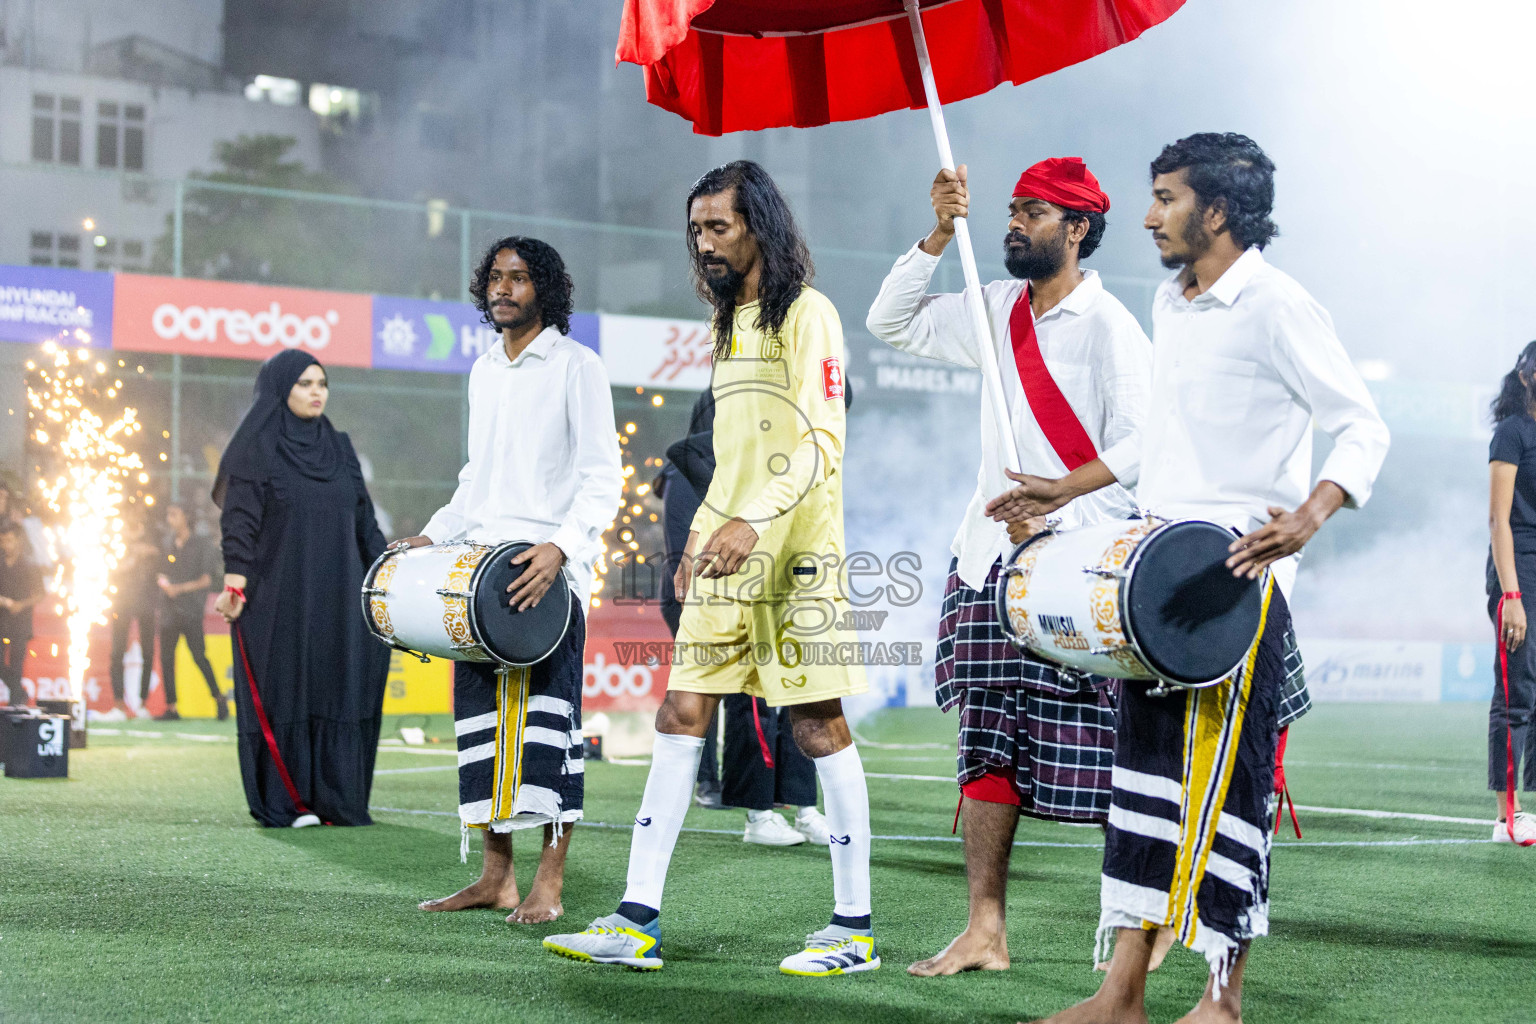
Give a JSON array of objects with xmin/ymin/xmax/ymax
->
[{"xmin": 667, "ymin": 594, "xmax": 869, "ymax": 707}]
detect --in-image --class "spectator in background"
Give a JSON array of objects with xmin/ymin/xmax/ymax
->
[
  {"xmin": 0, "ymin": 481, "xmax": 52, "ymax": 568},
  {"xmin": 1486, "ymin": 339, "xmax": 1536, "ymax": 844},
  {"xmin": 156, "ymin": 503, "xmax": 228, "ymax": 721},
  {"xmin": 105, "ymin": 510, "xmax": 161, "ymax": 720},
  {"xmin": 0, "ymin": 521, "xmax": 43, "ymax": 706}
]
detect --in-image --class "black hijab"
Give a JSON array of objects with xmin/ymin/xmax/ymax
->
[{"xmin": 213, "ymin": 349, "xmax": 345, "ymax": 508}]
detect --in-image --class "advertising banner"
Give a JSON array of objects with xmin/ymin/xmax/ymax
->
[
  {"xmin": 0, "ymin": 265, "xmax": 114, "ymax": 348},
  {"xmin": 597, "ymin": 313, "xmax": 712, "ymax": 390},
  {"xmin": 1301, "ymin": 640, "xmax": 1443, "ymax": 702},
  {"xmin": 372, "ymin": 296, "xmax": 598, "ymax": 373},
  {"xmin": 111, "ymin": 273, "xmax": 373, "ymax": 366}
]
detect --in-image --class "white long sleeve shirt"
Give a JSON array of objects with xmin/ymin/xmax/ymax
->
[
  {"xmin": 422, "ymin": 328, "xmax": 624, "ymax": 604},
  {"xmin": 866, "ymin": 242, "xmax": 1152, "ymax": 589},
  {"xmin": 1099, "ymin": 248, "xmax": 1390, "ymax": 598}
]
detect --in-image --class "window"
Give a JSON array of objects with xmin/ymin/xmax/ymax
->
[
  {"xmin": 97, "ymin": 101, "xmax": 144, "ymax": 171},
  {"xmin": 31, "ymin": 93, "xmax": 82, "ymax": 165},
  {"xmin": 29, "ymin": 232, "xmax": 81, "ymax": 268},
  {"xmin": 244, "ymin": 75, "xmax": 301, "ymax": 106}
]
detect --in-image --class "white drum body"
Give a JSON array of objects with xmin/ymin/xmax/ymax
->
[
  {"xmin": 361, "ymin": 541, "xmax": 571, "ymax": 666},
  {"xmin": 997, "ymin": 517, "xmax": 1263, "ymax": 688}
]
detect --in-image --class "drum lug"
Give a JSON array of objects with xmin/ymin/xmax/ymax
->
[
  {"xmin": 1080, "ymin": 566, "xmax": 1124, "ymax": 579},
  {"xmin": 1043, "ymin": 517, "xmax": 1062, "ymax": 533},
  {"xmin": 1145, "ymin": 682, "xmax": 1174, "ymax": 698},
  {"xmin": 392, "ymin": 643, "xmax": 430, "ymax": 664},
  {"xmin": 436, "ymin": 589, "xmax": 473, "ymax": 599},
  {"xmin": 362, "ymin": 587, "xmax": 388, "ymax": 596}
]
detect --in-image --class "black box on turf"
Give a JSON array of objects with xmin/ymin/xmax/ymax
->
[
  {"xmin": 36, "ymin": 698, "xmax": 86, "ymax": 748},
  {"xmin": 2, "ymin": 711, "xmax": 69, "ymax": 778}
]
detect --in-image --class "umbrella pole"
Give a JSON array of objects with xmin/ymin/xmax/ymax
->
[{"xmin": 902, "ymin": 0, "xmax": 1022, "ymax": 474}]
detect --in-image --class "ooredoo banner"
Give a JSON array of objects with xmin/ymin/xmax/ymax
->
[{"xmin": 111, "ymin": 273, "xmax": 373, "ymax": 367}]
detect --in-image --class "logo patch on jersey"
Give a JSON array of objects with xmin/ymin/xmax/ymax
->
[{"xmin": 821, "ymin": 356, "xmax": 844, "ymax": 400}]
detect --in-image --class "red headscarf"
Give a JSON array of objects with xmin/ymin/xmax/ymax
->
[{"xmin": 1012, "ymin": 157, "xmax": 1110, "ymax": 214}]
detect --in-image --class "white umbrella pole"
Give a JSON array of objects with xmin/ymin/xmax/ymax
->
[{"xmin": 902, "ymin": 0, "xmax": 1021, "ymax": 474}]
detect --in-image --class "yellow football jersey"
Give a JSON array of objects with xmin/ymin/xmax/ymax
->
[{"xmin": 690, "ymin": 286, "xmax": 848, "ymax": 602}]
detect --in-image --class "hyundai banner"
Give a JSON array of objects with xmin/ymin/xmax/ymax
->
[
  {"xmin": 0, "ymin": 265, "xmax": 113, "ymax": 348},
  {"xmin": 372, "ymin": 295, "xmax": 598, "ymax": 372},
  {"xmin": 111, "ymin": 273, "xmax": 373, "ymax": 366}
]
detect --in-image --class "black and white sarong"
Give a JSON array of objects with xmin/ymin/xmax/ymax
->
[
  {"xmin": 453, "ymin": 606, "xmax": 585, "ymax": 849},
  {"xmin": 1098, "ymin": 577, "xmax": 1294, "ymax": 989}
]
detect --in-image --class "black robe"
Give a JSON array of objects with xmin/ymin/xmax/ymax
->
[{"xmin": 215, "ymin": 350, "xmax": 392, "ymax": 827}]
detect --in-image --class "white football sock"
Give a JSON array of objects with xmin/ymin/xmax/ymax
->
[
  {"xmin": 621, "ymin": 731, "xmax": 704, "ymax": 912},
  {"xmin": 814, "ymin": 743, "xmax": 872, "ymax": 920}
]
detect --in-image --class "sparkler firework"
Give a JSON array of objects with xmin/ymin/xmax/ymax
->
[{"xmin": 27, "ymin": 342, "xmax": 146, "ymax": 710}]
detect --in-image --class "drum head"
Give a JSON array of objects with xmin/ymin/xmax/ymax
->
[
  {"xmin": 1124, "ymin": 521, "xmax": 1262, "ymax": 684},
  {"xmin": 472, "ymin": 542, "xmax": 572, "ymax": 665}
]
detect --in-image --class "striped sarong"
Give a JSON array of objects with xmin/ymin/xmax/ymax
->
[
  {"xmin": 454, "ymin": 607, "xmax": 585, "ymax": 838},
  {"xmin": 933, "ymin": 557, "xmax": 1118, "ymax": 824},
  {"xmin": 1098, "ymin": 577, "xmax": 1290, "ymax": 989}
]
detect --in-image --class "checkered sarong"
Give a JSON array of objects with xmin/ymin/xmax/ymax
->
[{"xmin": 934, "ymin": 558, "xmax": 1118, "ymax": 824}]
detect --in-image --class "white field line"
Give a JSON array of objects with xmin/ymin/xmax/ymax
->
[
  {"xmin": 374, "ymin": 765, "xmax": 457, "ymax": 776},
  {"xmin": 368, "ymin": 808, "xmax": 1495, "ymax": 849},
  {"xmin": 1284, "ymin": 760, "xmax": 1475, "ymax": 773},
  {"xmin": 371, "ymin": 763, "xmax": 1498, "ymax": 828},
  {"xmin": 87, "ymin": 727, "xmax": 230, "ymax": 743},
  {"xmin": 1290, "ymin": 804, "xmax": 1490, "ymax": 826}
]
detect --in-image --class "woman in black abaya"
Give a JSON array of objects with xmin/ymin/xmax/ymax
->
[{"xmin": 213, "ymin": 349, "xmax": 392, "ymax": 827}]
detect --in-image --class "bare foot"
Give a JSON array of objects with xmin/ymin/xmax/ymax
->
[
  {"xmin": 1097, "ymin": 927, "xmax": 1177, "ymax": 973},
  {"xmin": 506, "ymin": 881, "xmax": 563, "ymax": 924},
  {"xmin": 1172, "ymin": 999, "xmax": 1240, "ymax": 1024},
  {"xmin": 908, "ymin": 927, "xmax": 1010, "ymax": 976},
  {"xmin": 1022, "ymin": 992, "xmax": 1149, "ymax": 1024},
  {"xmin": 418, "ymin": 876, "xmax": 520, "ymax": 912}
]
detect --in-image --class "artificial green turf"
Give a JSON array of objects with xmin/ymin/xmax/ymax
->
[{"xmin": 2, "ymin": 704, "xmax": 1531, "ymax": 1024}]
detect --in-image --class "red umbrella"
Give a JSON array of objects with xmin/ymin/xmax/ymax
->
[{"xmin": 617, "ymin": 0, "xmax": 1186, "ymax": 470}]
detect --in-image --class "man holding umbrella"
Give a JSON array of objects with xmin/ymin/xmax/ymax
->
[{"xmin": 868, "ymin": 157, "xmax": 1155, "ymax": 977}]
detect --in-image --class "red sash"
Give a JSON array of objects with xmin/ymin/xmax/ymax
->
[{"xmin": 1008, "ymin": 287, "xmax": 1098, "ymax": 471}]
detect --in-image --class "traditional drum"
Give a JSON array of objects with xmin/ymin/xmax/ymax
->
[
  {"xmin": 996, "ymin": 517, "xmax": 1263, "ymax": 688},
  {"xmin": 361, "ymin": 541, "xmax": 571, "ymax": 666}
]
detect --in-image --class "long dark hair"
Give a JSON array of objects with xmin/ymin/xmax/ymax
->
[
  {"xmin": 1491, "ymin": 341, "xmax": 1536, "ymax": 423},
  {"xmin": 468, "ymin": 236, "xmax": 574, "ymax": 335},
  {"xmin": 1150, "ymin": 133, "xmax": 1278, "ymax": 251},
  {"xmin": 686, "ymin": 161, "xmax": 813, "ymax": 359}
]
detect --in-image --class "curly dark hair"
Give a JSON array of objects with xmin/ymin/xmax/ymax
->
[
  {"xmin": 468, "ymin": 236, "xmax": 574, "ymax": 335},
  {"xmin": 1150, "ymin": 133, "xmax": 1278, "ymax": 251},
  {"xmin": 1492, "ymin": 341, "xmax": 1536, "ymax": 424},
  {"xmin": 1061, "ymin": 209, "xmax": 1107, "ymax": 259},
  {"xmin": 686, "ymin": 161, "xmax": 813, "ymax": 360}
]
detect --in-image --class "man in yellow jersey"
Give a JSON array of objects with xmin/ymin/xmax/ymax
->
[{"xmin": 545, "ymin": 161, "xmax": 876, "ymax": 976}]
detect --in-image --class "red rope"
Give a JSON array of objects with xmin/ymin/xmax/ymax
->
[
  {"xmin": 1496, "ymin": 595, "xmax": 1534, "ymax": 845},
  {"xmin": 233, "ymin": 619, "xmax": 317, "ymax": 823},
  {"xmin": 750, "ymin": 698, "xmax": 775, "ymax": 769},
  {"xmin": 1273, "ymin": 727, "xmax": 1301, "ymax": 839}
]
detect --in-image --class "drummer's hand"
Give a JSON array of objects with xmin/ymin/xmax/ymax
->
[
  {"xmin": 391, "ymin": 535, "xmax": 433, "ymax": 551},
  {"xmin": 507, "ymin": 542, "xmax": 566, "ymax": 612},
  {"xmin": 921, "ymin": 165, "xmax": 969, "ymax": 256},
  {"xmin": 1501, "ymin": 599, "xmax": 1528, "ymax": 652},
  {"xmin": 1227, "ymin": 483, "xmax": 1347, "ymax": 579},
  {"xmin": 987, "ymin": 469, "xmax": 1067, "ymax": 523},
  {"xmin": 1006, "ymin": 516, "xmax": 1048, "ymax": 545},
  {"xmin": 696, "ymin": 518, "xmax": 759, "ymax": 579}
]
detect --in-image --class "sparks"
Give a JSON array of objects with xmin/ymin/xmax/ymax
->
[{"xmin": 28, "ymin": 341, "xmax": 143, "ymax": 710}]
